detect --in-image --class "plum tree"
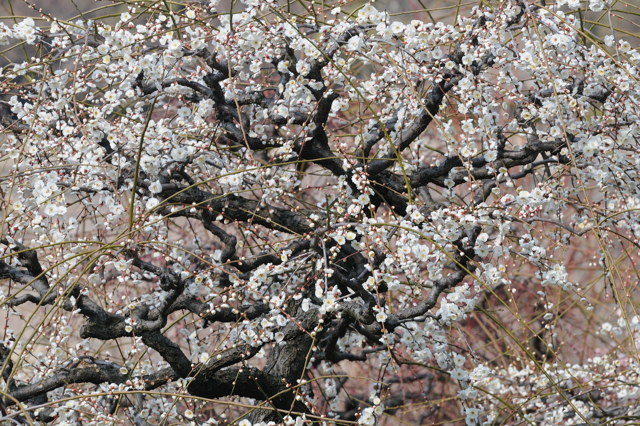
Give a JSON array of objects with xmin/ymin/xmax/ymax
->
[{"xmin": 1, "ymin": 0, "xmax": 640, "ymax": 424}]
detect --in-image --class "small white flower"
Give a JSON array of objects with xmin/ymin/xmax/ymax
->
[
  {"xmin": 461, "ymin": 119, "xmax": 475, "ymax": 134},
  {"xmin": 604, "ymin": 34, "xmax": 615, "ymax": 47},
  {"xmin": 465, "ymin": 406, "xmax": 480, "ymax": 419},
  {"xmin": 44, "ymin": 204, "xmax": 58, "ymax": 216},
  {"xmin": 191, "ymin": 38, "xmax": 205, "ymax": 50},
  {"xmin": 7, "ymin": 148, "xmax": 19, "ymax": 159},
  {"xmin": 620, "ymin": 40, "xmax": 631, "ymax": 53},
  {"xmin": 171, "ymin": 147, "xmax": 188, "ymax": 161},
  {"xmin": 357, "ymin": 193, "xmax": 370, "ymax": 205},
  {"xmin": 322, "ymin": 294, "xmax": 337, "ymax": 312},
  {"xmin": 410, "ymin": 209, "xmax": 424, "ymax": 222},
  {"xmin": 177, "ymin": 107, "xmax": 191, "ymax": 118},
  {"xmin": 149, "ymin": 180, "xmax": 163, "ymax": 193},
  {"xmin": 549, "ymin": 126, "xmax": 563, "ymax": 138},
  {"xmin": 114, "ymin": 259, "xmax": 128, "ymax": 271},
  {"xmin": 296, "ymin": 61, "xmax": 310, "ymax": 76},
  {"xmin": 462, "ymin": 54, "xmax": 474, "ymax": 65},
  {"xmin": 390, "ymin": 21, "xmax": 405, "ymax": 34},
  {"xmin": 277, "ymin": 60, "xmax": 290, "ymax": 74},
  {"xmin": 168, "ymin": 39, "xmax": 182, "ymax": 51},
  {"xmin": 146, "ymin": 197, "xmax": 159, "ymax": 210},
  {"xmin": 450, "ymin": 368, "xmax": 469, "ymax": 381},
  {"xmin": 484, "ymin": 150, "xmax": 497, "ymax": 162},
  {"xmin": 104, "ymin": 91, "xmax": 119, "ymax": 103},
  {"xmin": 358, "ymin": 407, "xmax": 376, "ymax": 425},
  {"xmin": 346, "ymin": 35, "xmax": 363, "ymax": 52}
]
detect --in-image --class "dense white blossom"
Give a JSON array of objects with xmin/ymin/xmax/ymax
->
[{"xmin": 0, "ymin": 0, "xmax": 639, "ymax": 425}]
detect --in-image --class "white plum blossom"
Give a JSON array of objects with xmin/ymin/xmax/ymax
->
[
  {"xmin": 346, "ymin": 35, "xmax": 363, "ymax": 52},
  {"xmin": 149, "ymin": 180, "xmax": 163, "ymax": 193}
]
